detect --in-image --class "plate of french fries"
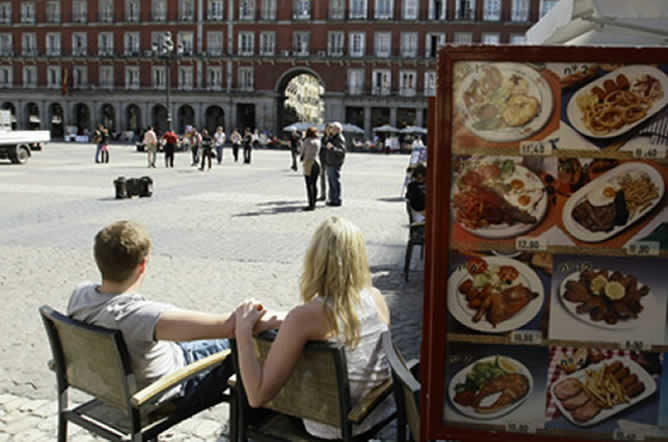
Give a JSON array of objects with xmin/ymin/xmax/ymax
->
[{"xmin": 551, "ymin": 355, "xmax": 656, "ymax": 427}]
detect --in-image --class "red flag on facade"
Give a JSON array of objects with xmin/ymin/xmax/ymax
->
[{"xmin": 62, "ymin": 68, "xmax": 69, "ymax": 96}]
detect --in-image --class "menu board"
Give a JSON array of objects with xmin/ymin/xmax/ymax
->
[{"xmin": 422, "ymin": 46, "xmax": 668, "ymax": 442}]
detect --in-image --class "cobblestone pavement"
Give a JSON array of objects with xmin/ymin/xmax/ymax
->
[{"xmin": 0, "ymin": 143, "xmax": 424, "ymax": 441}]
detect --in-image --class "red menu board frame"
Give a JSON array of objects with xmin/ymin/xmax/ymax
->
[{"xmin": 422, "ymin": 45, "xmax": 668, "ymax": 442}]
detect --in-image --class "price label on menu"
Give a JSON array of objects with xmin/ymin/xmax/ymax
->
[
  {"xmin": 519, "ymin": 141, "xmax": 553, "ymax": 156},
  {"xmin": 624, "ymin": 241, "xmax": 660, "ymax": 257},
  {"xmin": 613, "ymin": 430, "xmax": 645, "ymax": 441},
  {"xmin": 506, "ymin": 422, "xmax": 536, "ymax": 434},
  {"xmin": 510, "ymin": 330, "xmax": 543, "ymax": 345},
  {"xmin": 515, "ymin": 236, "xmax": 547, "ymax": 252},
  {"xmin": 625, "ymin": 340, "xmax": 652, "ymax": 352},
  {"xmin": 633, "ymin": 146, "xmax": 666, "ymax": 160}
]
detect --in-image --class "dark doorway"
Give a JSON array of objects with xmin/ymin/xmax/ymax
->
[
  {"xmin": 152, "ymin": 105, "xmax": 168, "ymax": 135},
  {"xmin": 371, "ymin": 107, "xmax": 390, "ymax": 128},
  {"xmin": 101, "ymin": 104, "xmax": 115, "ymax": 132},
  {"xmin": 2, "ymin": 102, "xmax": 17, "ymax": 129},
  {"xmin": 205, "ymin": 105, "xmax": 225, "ymax": 133},
  {"xmin": 126, "ymin": 104, "xmax": 141, "ymax": 133},
  {"xmin": 276, "ymin": 71, "xmax": 324, "ymax": 134},
  {"xmin": 345, "ymin": 107, "xmax": 364, "ymax": 129},
  {"xmin": 397, "ymin": 108, "xmax": 417, "ymax": 129},
  {"xmin": 177, "ymin": 104, "xmax": 195, "ymax": 133},
  {"xmin": 74, "ymin": 103, "xmax": 91, "ymax": 134},
  {"xmin": 49, "ymin": 103, "xmax": 64, "ymax": 138},
  {"xmin": 26, "ymin": 102, "xmax": 40, "ymax": 130},
  {"xmin": 236, "ymin": 103, "xmax": 255, "ymax": 132}
]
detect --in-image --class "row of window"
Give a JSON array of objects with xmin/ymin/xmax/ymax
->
[
  {"xmin": 0, "ymin": 0, "xmax": 558, "ymax": 24},
  {"xmin": 0, "ymin": 64, "xmax": 437, "ymax": 96},
  {"xmin": 0, "ymin": 30, "xmax": 526, "ymax": 58}
]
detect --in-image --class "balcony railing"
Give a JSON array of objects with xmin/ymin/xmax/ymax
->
[
  {"xmin": 46, "ymin": 14, "xmax": 60, "ymax": 23},
  {"xmin": 99, "ymin": 48, "xmax": 114, "ymax": 56},
  {"xmin": 372, "ymin": 86, "xmax": 391, "ymax": 96},
  {"xmin": 46, "ymin": 48, "xmax": 61, "ymax": 56},
  {"xmin": 125, "ymin": 48, "xmax": 140, "ymax": 56},
  {"xmin": 328, "ymin": 49, "xmax": 344, "ymax": 57},
  {"xmin": 98, "ymin": 13, "xmax": 114, "ymax": 23},
  {"xmin": 73, "ymin": 48, "xmax": 87, "ymax": 56},
  {"xmin": 73, "ymin": 13, "xmax": 87, "ymax": 23},
  {"xmin": 152, "ymin": 13, "xmax": 167, "ymax": 22},
  {"xmin": 0, "ymin": 17, "xmax": 10, "ymax": 24},
  {"xmin": 22, "ymin": 49, "xmax": 38, "ymax": 56},
  {"xmin": 126, "ymin": 14, "xmax": 139, "ymax": 22},
  {"xmin": 126, "ymin": 81, "xmax": 139, "ymax": 89},
  {"xmin": 399, "ymin": 88, "xmax": 416, "ymax": 97},
  {"xmin": 207, "ymin": 48, "xmax": 223, "ymax": 56},
  {"xmin": 0, "ymin": 50, "xmax": 13, "ymax": 56},
  {"xmin": 20, "ymin": 15, "xmax": 35, "ymax": 24},
  {"xmin": 208, "ymin": 14, "xmax": 224, "ymax": 21}
]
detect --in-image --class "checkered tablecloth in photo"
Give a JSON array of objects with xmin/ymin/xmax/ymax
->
[{"xmin": 544, "ymin": 346, "xmax": 639, "ymax": 421}]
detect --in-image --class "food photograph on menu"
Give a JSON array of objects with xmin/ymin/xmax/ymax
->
[
  {"xmin": 443, "ymin": 343, "xmax": 548, "ymax": 431},
  {"xmin": 547, "ymin": 255, "xmax": 667, "ymax": 346},
  {"xmin": 545, "ymin": 346, "xmax": 661, "ymax": 436},
  {"xmin": 447, "ymin": 251, "xmax": 550, "ymax": 336},
  {"xmin": 452, "ymin": 62, "xmax": 560, "ymax": 150}
]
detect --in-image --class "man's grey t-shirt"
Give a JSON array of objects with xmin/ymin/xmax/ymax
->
[{"xmin": 67, "ymin": 282, "xmax": 185, "ymax": 390}]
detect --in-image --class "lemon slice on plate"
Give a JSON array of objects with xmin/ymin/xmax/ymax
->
[
  {"xmin": 604, "ymin": 281, "xmax": 625, "ymax": 300},
  {"xmin": 498, "ymin": 357, "xmax": 519, "ymax": 373}
]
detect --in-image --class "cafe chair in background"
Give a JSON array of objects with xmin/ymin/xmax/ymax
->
[
  {"xmin": 228, "ymin": 331, "xmax": 396, "ymax": 442},
  {"xmin": 381, "ymin": 331, "xmax": 421, "ymax": 442},
  {"xmin": 404, "ymin": 200, "xmax": 425, "ymax": 282},
  {"xmin": 39, "ymin": 305, "xmax": 231, "ymax": 442}
]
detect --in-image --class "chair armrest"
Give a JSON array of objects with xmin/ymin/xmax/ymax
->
[
  {"xmin": 227, "ymin": 374, "xmax": 237, "ymax": 389},
  {"xmin": 347, "ymin": 378, "xmax": 393, "ymax": 424},
  {"xmin": 131, "ymin": 349, "xmax": 231, "ymax": 407}
]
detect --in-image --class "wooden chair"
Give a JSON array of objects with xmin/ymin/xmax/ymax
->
[
  {"xmin": 381, "ymin": 332, "xmax": 421, "ymax": 442},
  {"xmin": 228, "ymin": 332, "xmax": 396, "ymax": 442},
  {"xmin": 404, "ymin": 199, "xmax": 425, "ymax": 282},
  {"xmin": 39, "ymin": 305, "xmax": 231, "ymax": 442}
]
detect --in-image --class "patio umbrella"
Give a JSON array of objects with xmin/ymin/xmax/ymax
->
[
  {"xmin": 373, "ymin": 124, "xmax": 399, "ymax": 133},
  {"xmin": 342, "ymin": 123, "xmax": 365, "ymax": 134},
  {"xmin": 399, "ymin": 125, "xmax": 427, "ymax": 134}
]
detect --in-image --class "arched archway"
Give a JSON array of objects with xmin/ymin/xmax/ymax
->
[
  {"xmin": 177, "ymin": 104, "xmax": 195, "ymax": 134},
  {"xmin": 126, "ymin": 104, "xmax": 141, "ymax": 133},
  {"xmin": 101, "ymin": 103, "xmax": 115, "ymax": 132},
  {"xmin": 152, "ymin": 104, "xmax": 168, "ymax": 135},
  {"xmin": 1, "ymin": 102, "xmax": 16, "ymax": 129},
  {"xmin": 25, "ymin": 102, "xmax": 40, "ymax": 130},
  {"xmin": 74, "ymin": 103, "xmax": 91, "ymax": 135},
  {"xmin": 275, "ymin": 68, "xmax": 325, "ymax": 134},
  {"xmin": 205, "ymin": 105, "xmax": 225, "ymax": 134},
  {"xmin": 48, "ymin": 103, "xmax": 64, "ymax": 138}
]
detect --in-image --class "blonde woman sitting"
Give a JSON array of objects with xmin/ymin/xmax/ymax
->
[{"xmin": 234, "ymin": 216, "xmax": 395, "ymax": 439}]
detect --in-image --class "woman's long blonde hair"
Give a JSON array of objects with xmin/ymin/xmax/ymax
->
[{"xmin": 300, "ymin": 217, "xmax": 372, "ymax": 347}]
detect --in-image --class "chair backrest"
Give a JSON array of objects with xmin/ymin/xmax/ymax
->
[
  {"xmin": 232, "ymin": 332, "xmax": 351, "ymax": 428},
  {"xmin": 39, "ymin": 305, "xmax": 135, "ymax": 412},
  {"xmin": 382, "ymin": 331, "xmax": 420, "ymax": 441}
]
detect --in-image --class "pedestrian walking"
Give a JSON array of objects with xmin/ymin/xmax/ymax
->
[
  {"xmin": 318, "ymin": 124, "xmax": 330, "ymax": 200},
  {"xmin": 191, "ymin": 129, "xmax": 202, "ymax": 166},
  {"xmin": 242, "ymin": 128, "xmax": 253, "ymax": 164},
  {"xmin": 143, "ymin": 126, "xmax": 158, "ymax": 168},
  {"xmin": 290, "ymin": 130, "xmax": 301, "ymax": 171},
  {"xmin": 214, "ymin": 126, "xmax": 226, "ymax": 164},
  {"xmin": 94, "ymin": 124, "xmax": 109, "ymax": 163},
  {"xmin": 161, "ymin": 129, "xmax": 178, "ymax": 168},
  {"xmin": 324, "ymin": 121, "xmax": 346, "ymax": 207},
  {"xmin": 300, "ymin": 127, "xmax": 320, "ymax": 211},
  {"xmin": 230, "ymin": 129, "xmax": 241, "ymax": 162},
  {"xmin": 200, "ymin": 129, "xmax": 214, "ymax": 171}
]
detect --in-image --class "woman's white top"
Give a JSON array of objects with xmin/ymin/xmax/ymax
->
[{"xmin": 303, "ymin": 288, "xmax": 395, "ymax": 439}]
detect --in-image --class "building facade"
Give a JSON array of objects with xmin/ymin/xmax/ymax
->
[{"xmin": 0, "ymin": 0, "xmax": 556, "ymax": 138}]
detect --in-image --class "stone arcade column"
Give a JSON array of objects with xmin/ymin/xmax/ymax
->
[
  {"xmin": 390, "ymin": 107, "xmax": 397, "ymax": 127},
  {"xmin": 39, "ymin": 101, "xmax": 48, "ymax": 130},
  {"xmin": 363, "ymin": 106, "xmax": 372, "ymax": 139}
]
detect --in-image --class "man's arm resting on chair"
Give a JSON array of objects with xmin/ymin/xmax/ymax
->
[{"xmin": 155, "ymin": 309, "xmax": 284, "ymax": 342}]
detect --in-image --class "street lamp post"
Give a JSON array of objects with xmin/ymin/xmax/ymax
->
[{"xmin": 152, "ymin": 32, "xmax": 183, "ymax": 132}]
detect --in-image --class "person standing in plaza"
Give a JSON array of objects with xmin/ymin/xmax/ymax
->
[
  {"xmin": 289, "ymin": 130, "xmax": 301, "ymax": 171},
  {"xmin": 214, "ymin": 126, "xmax": 226, "ymax": 165},
  {"xmin": 318, "ymin": 124, "xmax": 330, "ymax": 201},
  {"xmin": 191, "ymin": 128, "xmax": 202, "ymax": 166},
  {"xmin": 230, "ymin": 128, "xmax": 242, "ymax": 162},
  {"xmin": 143, "ymin": 126, "xmax": 158, "ymax": 168},
  {"xmin": 199, "ymin": 128, "xmax": 214, "ymax": 171},
  {"xmin": 300, "ymin": 127, "xmax": 320, "ymax": 211},
  {"xmin": 94, "ymin": 124, "xmax": 109, "ymax": 164},
  {"xmin": 242, "ymin": 128, "xmax": 253, "ymax": 164},
  {"xmin": 161, "ymin": 129, "xmax": 178, "ymax": 168},
  {"xmin": 324, "ymin": 122, "xmax": 346, "ymax": 207}
]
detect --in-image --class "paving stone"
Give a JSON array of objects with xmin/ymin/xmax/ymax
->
[{"xmin": 4, "ymin": 415, "xmax": 43, "ymax": 435}]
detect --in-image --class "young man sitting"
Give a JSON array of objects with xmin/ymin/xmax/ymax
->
[{"xmin": 67, "ymin": 220, "xmax": 280, "ymax": 413}]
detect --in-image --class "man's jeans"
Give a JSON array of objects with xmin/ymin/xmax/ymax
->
[
  {"xmin": 176, "ymin": 339, "xmax": 232, "ymax": 412},
  {"xmin": 95, "ymin": 144, "xmax": 103, "ymax": 162},
  {"xmin": 327, "ymin": 165, "xmax": 342, "ymax": 204}
]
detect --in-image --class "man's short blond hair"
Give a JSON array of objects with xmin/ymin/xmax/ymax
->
[{"xmin": 94, "ymin": 221, "xmax": 151, "ymax": 283}]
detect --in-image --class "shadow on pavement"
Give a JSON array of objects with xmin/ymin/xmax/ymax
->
[
  {"xmin": 376, "ymin": 196, "xmax": 406, "ymax": 203},
  {"xmin": 233, "ymin": 204, "xmax": 305, "ymax": 217},
  {"xmin": 257, "ymin": 200, "xmax": 304, "ymax": 206}
]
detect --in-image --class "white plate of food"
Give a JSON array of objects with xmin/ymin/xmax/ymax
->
[
  {"xmin": 562, "ymin": 162, "xmax": 664, "ymax": 242},
  {"xmin": 551, "ymin": 356, "xmax": 656, "ymax": 427},
  {"xmin": 449, "ymin": 355, "xmax": 534, "ymax": 420},
  {"xmin": 447, "ymin": 256, "xmax": 544, "ymax": 333},
  {"xmin": 456, "ymin": 62, "xmax": 554, "ymax": 143},
  {"xmin": 567, "ymin": 65, "xmax": 668, "ymax": 139},
  {"xmin": 452, "ymin": 157, "xmax": 548, "ymax": 239},
  {"xmin": 559, "ymin": 269, "xmax": 654, "ymax": 330}
]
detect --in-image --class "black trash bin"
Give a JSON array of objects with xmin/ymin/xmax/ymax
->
[
  {"xmin": 114, "ymin": 177, "xmax": 127, "ymax": 199},
  {"xmin": 126, "ymin": 178, "xmax": 140, "ymax": 197},
  {"xmin": 139, "ymin": 176, "xmax": 153, "ymax": 198}
]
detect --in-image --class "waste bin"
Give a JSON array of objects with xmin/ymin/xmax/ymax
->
[
  {"xmin": 114, "ymin": 177, "xmax": 127, "ymax": 199},
  {"xmin": 139, "ymin": 176, "xmax": 153, "ymax": 197}
]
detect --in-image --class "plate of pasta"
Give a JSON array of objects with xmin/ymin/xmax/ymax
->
[{"xmin": 567, "ymin": 65, "xmax": 668, "ymax": 139}]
